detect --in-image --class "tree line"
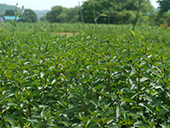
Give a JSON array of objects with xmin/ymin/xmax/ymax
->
[
  {"xmin": 41, "ymin": 0, "xmax": 170, "ymax": 25},
  {"xmin": 3, "ymin": 9, "xmax": 37, "ymax": 23},
  {"xmin": 42, "ymin": 0, "xmax": 153, "ymax": 24},
  {"xmin": 2, "ymin": 0, "xmax": 170, "ymax": 25}
]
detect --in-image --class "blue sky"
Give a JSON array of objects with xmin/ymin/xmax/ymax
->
[{"xmin": 1, "ymin": 0, "xmax": 159, "ymax": 10}]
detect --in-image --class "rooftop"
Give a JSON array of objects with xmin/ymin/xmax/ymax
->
[{"xmin": 4, "ymin": 16, "xmax": 20, "ymax": 20}]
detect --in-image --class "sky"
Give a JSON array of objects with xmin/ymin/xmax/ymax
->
[{"xmin": 1, "ymin": 0, "xmax": 159, "ymax": 10}]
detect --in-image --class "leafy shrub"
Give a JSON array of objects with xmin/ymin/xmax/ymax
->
[{"xmin": 0, "ymin": 23, "xmax": 170, "ymax": 127}]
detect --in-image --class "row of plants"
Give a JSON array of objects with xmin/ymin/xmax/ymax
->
[
  {"xmin": 1, "ymin": 22, "xmax": 166, "ymax": 36},
  {"xmin": 0, "ymin": 27, "xmax": 170, "ymax": 127}
]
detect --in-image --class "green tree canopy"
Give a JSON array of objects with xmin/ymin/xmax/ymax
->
[
  {"xmin": 45, "ymin": 6, "xmax": 79, "ymax": 23},
  {"xmin": 18, "ymin": 9, "xmax": 37, "ymax": 23},
  {"xmin": 57, "ymin": 6, "xmax": 79, "ymax": 23},
  {"xmin": 79, "ymin": 0, "xmax": 153, "ymax": 24},
  {"xmin": 5, "ymin": 9, "xmax": 15, "ymax": 16},
  {"xmin": 40, "ymin": 16, "xmax": 46, "ymax": 22},
  {"xmin": 46, "ymin": 6, "xmax": 64, "ymax": 23},
  {"xmin": 157, "ymin": 0, "xmax": 170, "ymax": 15}
]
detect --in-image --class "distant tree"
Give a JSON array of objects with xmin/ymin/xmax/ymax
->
[
  {"xmin": 57, "ymin": 6, "xmax": 79, "ymax": 23},
  {"xmin": 40, "ymin": 16, "xmax": 46, "ymax": 22},
  {"xmin": 157, "ymin": 0, "xmax": 170, "ymax": 15},
  {"xmin": 5, "ymin": 9, "xmax": 15, "ymax": 16},
  {"xmin": 67, "ymin": 6, "xmax": 79, "ymax": 23},
  {"xmin": 79, "ymin": 0, "xmax": 153, "ymax": 24},
  {"xmin": 18, "ymin": 9, "xmax": 37, "ymax": 23},
  {"xmin": 46, "ymin": 6, "xmax": 64, "ymax": 23},
  {"xmin": 44, "ymin": 6, "xmax": 79, "ymax": 23}
]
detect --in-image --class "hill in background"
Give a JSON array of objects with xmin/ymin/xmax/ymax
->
[
  {"xmin": 33, "ymin": 10, "xmax": 49, "ymax": 19},
  {"xmin": 0, "ymin": 4, "xmax": 20, "ymax": 14},
  {"xmin": 0, "ymin": 4, "xmax": 49, "ymax": 19}
]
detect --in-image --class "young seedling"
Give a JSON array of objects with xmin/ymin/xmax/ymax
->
[{"xmin": 9, "ymin": 3, "xmax": 25, "ymax": 36}]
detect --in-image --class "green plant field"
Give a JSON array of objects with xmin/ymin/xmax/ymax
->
[
  {"xmin": 1, "ymin": 22, "xmax": 168, "ymax": 36},
  {"xmin": 1, "ymin": 22, "xmax": 132, "ymax": 35},
  {"xmin": 0, "ymin": 23, "xmax": 170, "ymax": 127}
]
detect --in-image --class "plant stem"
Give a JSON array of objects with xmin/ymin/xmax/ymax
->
[
  {"xmin": 132, "ymin": 0, "xmax": 142, "ymax": 31},
  {"xmin": 0, "ymin": 103, "xmax": 6, "ymax": 128},
  {"xmin": 29, "ymin": 97, "xmax": 31, "ymax": 118},
  {"xmin": 51, "ymin": 23, "xmax": 53, "ymax": 32},
  {"xmin": 108, "ymin": 14, "xmax": 110, "ymax": 34},
  {"xmin": 0, "ymin": 75, "xmax": 6, "ymax": 128},
  {"xmin": 64, "ymin": 70, "xmax": 68, "ymax": 96},
  {"xmin": 137, "ymin": 68, "xmax": 141, "ymax": 105},
  {"xmin": 162, "ymin": 59, "xmax": 166, "ymax": 104},
  {"xmin": 93, "ymin": 0, "xmax": 96, "ymax": 23},
  {"xmin": 107, "ymin": 65, "xmax": 111, "ymax": 94},
  {"xmin": 20, "ymin": 109, "xmax": 22, "ymax": 128},
  {"xmin": 93, "ymin": 0, "xmax": 97, "ymax": 32},
  {"xmin": 78, "ymin": 1, "xmax": 86, "ymax": 33}
]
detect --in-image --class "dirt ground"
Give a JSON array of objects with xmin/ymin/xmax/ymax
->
[{"xmin": 55, "ymin": 32, "xmax": 79, "ymax": 36}]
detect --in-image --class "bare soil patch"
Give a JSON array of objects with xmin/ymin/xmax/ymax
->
[{"xmin": 52, "ymin": 32, "xmax": 79, "ymax": 36}]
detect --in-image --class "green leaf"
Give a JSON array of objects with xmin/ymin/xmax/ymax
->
[
  {"xmin": 116, "ymin": 105, "xmax": 120, "ymax": 119},
  {"xmin": 140, "ymin": 77, "xmax": 148, "ymax": 82},
  {"xmin": 150, "ymin": 122, "xmax": 154, "ymax": 128},
  {"xmin": 161, "ymin": 105, "xmax": 169, "ymax": 112},
  {"xmin": 87, "ymin": 121, "xmax": 97, "ymax": 128},
  {"xmin": 154, "ymin": 62, "xmax": 167, "ymax": 70},
  {"xmin": 65, "ymin": 107, "xmax": 82, "ymax": 114},
  {"xmin": 5, "ymin": 116, "xmax": 15, "ymax": 126},
  {"xmin": 58, "ymin": 121, "xmax": 72, "ymax": 127},
  {"xmin": 156, "ymin": 100, "xmax": 161, "ymax": 110},
  {"xmin": 134, "ymin": 121, "xmax": 148, "ymax": 127},
  {"xmin": 90, "ymin": 100, "xmax": 99, "ymax": 108},
  {"xmin": 130, "ymin": 30, "xmax": 135, "ymax": 36},
  {"xmin": 91, "ymin": 118, "xmax": 101, "ymax": 123},
  {"xmin": 142, "ymin": 95, "xmax": 153, "ymax": 102},
  {"xmin": 19, "ymin": 96, "xmax": 28, "ymax": 102},
  {"xmin": 144, "ymin": 104, "xmax": 154, "ymax": 113},
  {"xmin": 27, "ymin": 119, "xmax": 39, "ymax": 124},
  {"xmin": 105, "ymin": 94, "xmax": 118, "ymax": 100},
  {"xmin": 158, "ymin": 109, "xmax": 166, "ymax": 116},
  {"xmin": 122, "ymin": 98, "xmax": 135, "ymax": 103},
  {"xmin": 39, "ymin": 105, "xmax": 48, "ymax": 108},
  {"xmin": 106, "ymin": 124, "xmax": 119, "ymax": 128}
]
